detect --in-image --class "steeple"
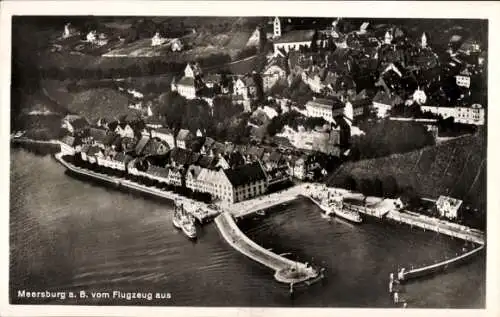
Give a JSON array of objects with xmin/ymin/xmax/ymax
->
[
  {"xmin": 384, "ymin": 30, "xmax": 393, "ymax": 45},
  {"xmin": 421, "ymin": 32, "xmax": 427, "ymax": 48},
  {"xmin": 273, "ymin": 17, "xmax": 281, "ymax": 38}
]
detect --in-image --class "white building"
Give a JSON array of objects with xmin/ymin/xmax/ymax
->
[
  {"xmin": 436, "ymin": 195, "xmax": 463, "ymax": 220},
  {"xmin": 372, "ymin": 91, "xmax": 403, "ymax": 118},
  {"xmin": 171, "ymin": 63, "xmax": 200, "ymax": 100},
  {"xmin": 455, "ymin": 74, "xmax": 471, "ymax": 88},
  {"xmin": 263, "ymin": 65, "xmax": 287, "ymax": 90},
  {"xmin": 456, "ymin": 104, "xmax": 485, "ymax": 125},
  {"xmin": 151, "ymin": 128, "xmax": 176, "ymax": 148},
  {"xmin": 115, "ymin": 124, "xmax": 135, "ymax": 139},
  {"xmin": 273, "ymin": 30, "xmax": 315, "ymax": 53},
  {"xmin": 305, "ymin": 97, "xmax": 345, "ymax": 123},
  {"xmin": 176, "ymin": 129, "xmax": 193, "ymax": 149},
  {"xmin": 151, "ymin": 32, "xmax": 168, "ymax": 47},
  {"xmin": 421, "ymin": 104, "xmax": 485, "ymax": 125},
  {"xmin": 170, "ymin": 39, "xmax": 183, "ymax": 52},
  {"xmin": 277, "ymin": 125, "xmax": 341, "ymax": 155},
  {"xmin": 421, "ymin": 32, "xmax": 428, "ymax": 48},
  {"xmin": 412, "ymin": 88, "xmax": 427, "ymax": 105},
  {"xmin": 273, "ymin": 17, "xmax": 282, "ymax": 38},
  {"xmin": 384, "ymin": 30, "xmax": 393, "ymax": 45}
]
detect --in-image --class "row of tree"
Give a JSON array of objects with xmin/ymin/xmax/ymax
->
[
  {"xmin": 341, "ymin": 175, "xmax": 420, "ymax": 205},
  {"xmin": 158, "ymin": 91, "xmax": 250, "ymax": 144},
  {"xmin": 349, "ymin": 119, "xmax": 436, "ymax": 161},
  {"xmin": 269, "ymin": 76, "xmax": 315, "ymax": 108},
  {"xmin": 266, "ymin": 110, "xmax": 328, "ymax": 136}
]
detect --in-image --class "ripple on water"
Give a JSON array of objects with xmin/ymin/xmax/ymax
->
[{"xmin": 10, "ymin": 149, "xmax": 485, "ymax": 307}]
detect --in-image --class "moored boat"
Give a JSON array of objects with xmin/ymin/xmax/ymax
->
[
  {"xmin": 310, "ymin": 189, "xmax": 363, "ymax": 224},
  {"xmin": 173, "ymin": 201, "xmax": 197, "ymax": 239}
]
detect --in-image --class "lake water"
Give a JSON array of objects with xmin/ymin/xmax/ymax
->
[{"xmin": 9, "ymin": 148, "xmax": 486, "ymax": 308}]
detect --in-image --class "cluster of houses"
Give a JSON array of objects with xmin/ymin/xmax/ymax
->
[
  {"xmin": 59, "ymin": 112, "xmax": 326, "ymax": 204},
  {"xmin": 254, "ymin": 17, "xmax": 486, "ymax": 126},
  {"xmin": 151, "ymin": 31, "xmax": 184, "ymax": 51}
]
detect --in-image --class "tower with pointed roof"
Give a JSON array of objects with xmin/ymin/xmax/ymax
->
[
  {"xmin": 421, "ymin": 32, "xmax": 428, "ymax": 48},
  {"xmin": 273, "ymin": 17, "xmax": 281, "ymax": 38}
]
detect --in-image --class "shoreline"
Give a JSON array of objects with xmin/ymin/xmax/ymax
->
[{"xmin": 39, "ymin": 149, "xmax": 488, "ymax": 286}]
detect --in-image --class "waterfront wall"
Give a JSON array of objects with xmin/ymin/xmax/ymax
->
[
  {"xmin": 401, "ymin": 244, "xmax": 485, "ymax": 282},
  {"xmin": 215, "ymin": 212, "xmax": 298, "ymax": 272},
  {"xmin": 385, "ymin": 210, "xmax": 485, "ymax": 245},
  {"xmin": 54, "ymin": 153, "xmax": 218, "ymax": 222}
]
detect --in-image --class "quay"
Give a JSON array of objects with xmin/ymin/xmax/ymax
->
[
  {"xmin": 222, "ymin": 183, "xmax": 310, "ymax": 218},
  {"xmin": 341, "ymin": 192, "xmax": 485, "ymax": 245},
  {"xmin": 54, "ymin": 153, "xmax": 219, "ymax": 223},
  {"xmin": 214, "ymin": 211, "xmax": 322, "ymax": 285}
]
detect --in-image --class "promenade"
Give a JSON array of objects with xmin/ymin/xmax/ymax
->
[
  {"xmin": 54, "ymin": 153, "xmax": 219, "ymax": 223},
  {"xmin": 214, "ymin": 211, "xmax": 320, "ymax": 284},
  {"xmin": 220, "ymin": 183, "xmax": 310, "ymax": 218}
]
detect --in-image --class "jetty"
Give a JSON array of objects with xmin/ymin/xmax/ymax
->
[
  {"xmin": 214, "ymin": 211, "xmax": 322, "ymax": 285},
  {"xmin": 398, "ymin": 244, "xmax": 485, "ymax": 282},
  {"xmin": 341, "ymin": 192, "xmax": 485, "ymax": 245},
  {"xmin": 54, "ymin": 153, "xmax": 219, "ymax": 223}
]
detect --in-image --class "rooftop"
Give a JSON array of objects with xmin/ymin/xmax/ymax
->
[
  {"xmin": 275, "ymin": 30, "xmax": 316, "ymax": 44},
  {"xmin": 224, "ymin": 162, "xmax": 267, "ymax": 187},
  {"xmin": 306, "ymin": 97, "xmax": 345, "ymax": 110}
]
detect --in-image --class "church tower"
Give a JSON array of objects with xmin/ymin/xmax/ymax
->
[
  {"xmin": 421, "ymin": 32, "xmax": 428, "ymax": 48},
  {"xmin": 273, "ymin": 17, "xmax": 281, "ymax": 38},
  {"xmin": 384, "ymin": 30, "xmax": 393, "ymax": 45}
]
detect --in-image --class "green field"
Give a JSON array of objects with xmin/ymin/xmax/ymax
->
[{"xmin": 328, "ymin": 131, "xmax": 486, "ymax": 210}]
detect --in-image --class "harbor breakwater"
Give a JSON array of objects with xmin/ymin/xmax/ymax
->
[
  {"xmin": 215, "ymin": 212, "xmax": 322, "ymax": 285},
  {"xmin": 399, "ymin": 244, "xmax": 484, "ymax": 282}
]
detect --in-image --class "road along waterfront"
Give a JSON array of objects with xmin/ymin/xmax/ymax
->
[{"xmin": 10, "ymin": 148, "xmax": 485, "ymax": 307}]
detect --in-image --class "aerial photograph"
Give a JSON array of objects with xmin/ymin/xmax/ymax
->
[{"xmin": 9, "ymin": 15, "xmax": 487, "ymax": 308}]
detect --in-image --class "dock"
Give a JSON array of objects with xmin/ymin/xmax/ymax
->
[
  {"xmin": 399, "ymin": 244, "xmax": 485, "ymax": 282},
  {"xmin": 214, "ymin": 211, "xmax": 321, "ymax": 284},
  {"xmin": 54, "ymin": 153, "xmax": 219, "ymax": 223},
  {"xmin": 222, "ymin": 183, "xmax": 311, "ymax": 218},
  {"xmin": 385, "ymin": 209, "xmax": 485, "ymax": 245}
]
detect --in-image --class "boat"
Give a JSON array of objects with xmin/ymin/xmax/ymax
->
[
  {"xmin": 311, "ymin": 190, "xmax": 363, "ymax": 223},
  {"xmin": 173, "ymin": 202, "xmax": 197, "ymax": 239}
]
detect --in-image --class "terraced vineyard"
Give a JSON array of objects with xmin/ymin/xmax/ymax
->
[{"xmin": 328, "ymin": 132, "xmax": 486, "ymax": 210}]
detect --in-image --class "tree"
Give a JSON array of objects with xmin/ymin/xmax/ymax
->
[
  {"xmin": 359, "ymin": 178, "xmax": 374, "ymax": 196},
  {"xmin": 344, "ymin": 176, "xmax": 357, "ymax": 191},
  {"xmin": 373, "ymin": 178, "xmax": 384, "ymax": 197},
  {"xmin": 382, "ymin": 175, "xmax": 398, "ymax": 198}
]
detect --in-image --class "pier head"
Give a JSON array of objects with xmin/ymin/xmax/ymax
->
[{"xmin": 215, "ymin": 211, "xmax": 321, "ymax": 285}]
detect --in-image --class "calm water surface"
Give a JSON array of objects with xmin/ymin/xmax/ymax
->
[{"xmin": 10, "ymin": 149, "xmax": 485, "ymax": 308}]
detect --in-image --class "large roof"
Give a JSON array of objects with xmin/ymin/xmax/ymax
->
[
  {"xmin": 275, "ymin": 30, "xmax": 315, "ymax": 44},
  {"xmin": 147, "ymin": 165, "xmax": 170, "ymax": 179},
  {"xmin": 306, "ymin": 97, "xmax": 345, "ymax": 110},
  {"xmin": 373, "ymin": 90, "xmax": 403, "ymax": 106},
  {"xmin": 176, "ymin": 77, "xmax": 196, "ymax": 87},
  {"xmin": 223, "ymin": 162, "xmax": 267, "ymax": 187},
  {"xmin": 135, "ymin": 136, "xmax": 150, "ymax": 155},
  {"xmin": 177, "ymin": 129, "xmax": 192, "ymax": 141}
]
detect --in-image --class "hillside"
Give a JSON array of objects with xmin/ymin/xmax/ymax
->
[
  {"xmin": 328, "ymin": 131, "xmax": 486, "ymax": 210},
  {"xmin": 64, "ymin": 88, "xmax": 133, "ymax": 122}
]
